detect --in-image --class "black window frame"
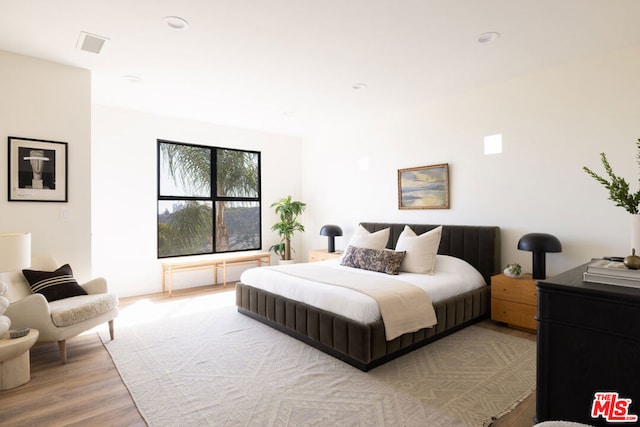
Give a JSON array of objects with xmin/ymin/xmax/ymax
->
[{"xmin": 157, "ymin": 139, "xmax": 262, "ymax": 258}]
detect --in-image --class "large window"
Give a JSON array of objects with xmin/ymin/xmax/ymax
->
[{"xmin": 157, "ymin": 139, "xmax": 261, "ymax": 258}]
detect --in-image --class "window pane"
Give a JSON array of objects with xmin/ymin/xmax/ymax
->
[
  {"xmin": 158, "ymin": 200, "xmax": 213, "ymax": 257},
  {"xmin": 215, "ymin": 201, "xmax": 260, "ymax": 252},
  {"xmin": 216, "ymin": 149, "xmax": 259, "ymax": 198},
  {"xmin": 158, "ymin": 140, "xmax": 261, "ymax": 258},
  {"xmin": 159, "ymin": 142, "xmax": 211, "ymax": 197}
]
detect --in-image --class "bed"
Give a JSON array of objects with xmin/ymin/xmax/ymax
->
[{"xmin": 236, "ymin": 222, "xmax": 501, "ymax": 371}]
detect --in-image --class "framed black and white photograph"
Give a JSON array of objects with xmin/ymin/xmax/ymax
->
[{"xmin": 8, "ymin": 136, "xmax": 68, "ymax": 202}]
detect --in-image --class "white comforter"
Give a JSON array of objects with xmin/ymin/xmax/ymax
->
[{"xmin": 239, "ymin": 255, "xmax": 486, "ymax": 324}]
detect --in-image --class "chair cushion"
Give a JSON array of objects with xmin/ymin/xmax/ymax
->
[
  {"xmin": 22, "ymin": 264, "xmax": 87, "ymax": 302},
  {"xmin": 48, "ymin": 294, "xmax": 118, "ymax": 327}
]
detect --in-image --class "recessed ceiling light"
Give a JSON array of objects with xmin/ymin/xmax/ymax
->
[
  {"xmin": 352, "ymin": 83, "xmax": 368, "ymax": 90},
  {"xmin": 163, "ymin": 16, "xmax": 189, "ymax": 30},
  {"xmin": 123, "ymin": 75, "xmax": 142, "ymax": 83},
  {"xmin": 478, "ymin": 32, "xmax": 500, "ymax": 43}
]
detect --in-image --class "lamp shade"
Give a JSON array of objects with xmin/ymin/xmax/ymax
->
[
  {"xmin": 0, "ymin": 233, "xmax": 32, "ymax": 272},
  {"xmin": 320, "ymin": 225, "xmax": 343, "ymax": 237},
  {"xmin": 518, "ymin": 233, "xmax": 562, "ymax": 280},
  {"xmin": 320, "ymin": 225, "xmax": 343, "ymax": 253}
]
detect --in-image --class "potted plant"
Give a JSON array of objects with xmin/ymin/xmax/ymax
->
[
  {"xmin": 268, "ymin": 241, "xmax": 286, "ymax": 261},
  {"xmin": 504, "ymin": 263, "xmax": 522, "ymax": 279},
  {"xmin": 583, "ymin": 138, "xmax": 640, "ymax": 214},
  {"xmin": 270, "ymin": 195, "xmax": 306, "ymax": 262},
  {"xmin": 584, "ymin": 138, "xmax": 640, "ymax": 253}
]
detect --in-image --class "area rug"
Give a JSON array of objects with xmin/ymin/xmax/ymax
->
[{"xmin": 100, "ymin": 291, "xmax": 536, "ymax": 426}]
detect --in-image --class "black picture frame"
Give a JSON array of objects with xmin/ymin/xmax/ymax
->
[{"xmin": 8, "ymin": 136, "xmax": 68, "ymax": 202}]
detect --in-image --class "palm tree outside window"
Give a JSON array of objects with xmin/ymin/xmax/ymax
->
[{"xmin": 157, "ymin": 139, "xmax": 261, "ymax": 258}]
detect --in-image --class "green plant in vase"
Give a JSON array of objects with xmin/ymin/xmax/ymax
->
[
  {"xmin": 583, "ymin": 138, "xmax": 640, "ymax": 214},
  {"xmin": 584, "ymin": 138, "xmax": 640, "ymax": 256},
  {"xmin": 504, "ymin": 263, "xmax": 522, "ymax": 279}
]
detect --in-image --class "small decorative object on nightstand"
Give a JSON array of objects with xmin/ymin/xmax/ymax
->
[
  {"xmin": 308, "ymin": 249, "xmax": 343, "ymax": 263},
  {"xmin": 491, "ymin": 273, "xmax": 537, "ymax": 332},
  {"xmin": 503, "ymin": 263, "xmax": 522, "ymax": 279}
]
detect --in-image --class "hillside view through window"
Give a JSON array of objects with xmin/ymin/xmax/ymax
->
[{"xmin": 157, "ymin": 139, "xmax": 261, "ymax": 258}]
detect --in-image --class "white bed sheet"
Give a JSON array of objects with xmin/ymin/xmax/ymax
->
[{"xmin": 239, "ymin": 255, "xmax": 486, "ymax": 324}]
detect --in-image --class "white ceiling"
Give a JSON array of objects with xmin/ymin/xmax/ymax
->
[{"xmin": 1, "ymin": 1, "xmax": 640, "ymax": 137}]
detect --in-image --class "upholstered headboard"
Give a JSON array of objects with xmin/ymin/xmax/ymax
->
[{"xmin": 359, "ymin": 223, "xmax": 501, "ymax": 284}]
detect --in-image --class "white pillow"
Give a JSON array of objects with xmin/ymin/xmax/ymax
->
[
  {"xmin": 395, "ymin": 225, "xmax": 442, "ymax": 274},
  {"xmin": 347, "ymin": 225, "xmax": 390, "ymax": 250},
  {"xmin": 435, "ymin": 255, "xmax": 486, "ymax": 286}
]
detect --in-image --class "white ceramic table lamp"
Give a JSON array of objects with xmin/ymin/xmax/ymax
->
[{"xmin": 0, "ymin": 233, "xmax": 31, "ymax": 337}]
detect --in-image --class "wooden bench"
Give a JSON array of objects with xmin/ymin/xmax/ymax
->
[{"xmin": 161, "ymin": 252, "xmax": 271, "ymax": 296}]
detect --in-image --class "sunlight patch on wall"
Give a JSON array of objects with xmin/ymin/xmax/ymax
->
[
  {"xmin": 359, "ymin": 157, "xmax": 369, "ymax": 171},
  {"xmin": 484, "ymin": 134, "xmax": 502, "ymax": 155}
]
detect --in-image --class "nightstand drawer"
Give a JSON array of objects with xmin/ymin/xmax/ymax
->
[
  {"xmin": 491, "ymin": 273, "xmax": 537, "ymax": 332},
  {"xmin": 491, "ymin": 299, "xmax": 537, "ymax": 330},
  {"xmin": 491, "ymin": 282, "xmax": 522, "ymax": 300},
  {"xmin": 520, "ymin": 281, "xmax": 538, "ymax": 306},
  {"xmin": 308, "ymin": 249, "xmax": 342, "ymax": 262},
  {"xmin": 309, "ymin": 252, "xmax": 324, "ymax": 262},
  {"xmin": 491, "ymin": 273, "xmax": 536, "ymax": 304}
]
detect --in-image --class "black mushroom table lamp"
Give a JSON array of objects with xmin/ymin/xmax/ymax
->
[
  {"xmin": 517, "ymin": 233, "xmax": 562, "ymax": 280},
  {"xmin": 320, "ymin": 225, "xmax": 343, "ymax": 253}
]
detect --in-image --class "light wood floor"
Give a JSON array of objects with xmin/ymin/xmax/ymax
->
[{"xmin": 1, "ymin": 284, "xmax": 536, "ymax": 427}]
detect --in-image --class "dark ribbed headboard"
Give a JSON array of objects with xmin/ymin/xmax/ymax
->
[{"xmin": 360, "ymin": 223, "xmax": 501, "ymax": 284}]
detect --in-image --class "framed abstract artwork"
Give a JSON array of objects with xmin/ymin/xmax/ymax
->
[
  {"xmin": 398, "ymin": 163, "xmax": 449, "ymax": 209},
  {"xmin": 8, "ymin": 136, "xmax": 68, "ymax": 202}
]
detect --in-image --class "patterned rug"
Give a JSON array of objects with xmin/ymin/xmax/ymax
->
[{"xmin": 100, "ymin": 291, "xmax": 535, "ymax": 426}]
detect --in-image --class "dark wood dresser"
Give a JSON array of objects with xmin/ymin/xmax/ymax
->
[{"xmin": 536, "ymin": 264, "xmax": 640, "ymax": 425}]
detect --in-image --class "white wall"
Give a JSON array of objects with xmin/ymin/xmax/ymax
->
[
  {"xmin": 301, "ymin": 45, "xmax": 640, "ymax": 278},
  {"xmin": 4, "ymin": 43, "xmax": 640, "ymax": 296},
  {"xmin": 91, "ymin": 106, "xmax": 303, "ymax": 297},
  {"xmin": 0, "ymin": 50, "xmax": 92, "ymax": 281}
]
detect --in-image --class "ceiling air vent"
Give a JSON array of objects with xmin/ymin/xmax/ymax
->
[{"xmin": 76, "ymin": 31, "xmax": 109, "ymax": 54}]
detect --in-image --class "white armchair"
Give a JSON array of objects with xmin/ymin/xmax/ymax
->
[{"xmin": 1, "ymin": 255, "xmax": 119, "ymax": 363}]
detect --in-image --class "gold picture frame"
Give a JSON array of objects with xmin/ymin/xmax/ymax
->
[{"xmin": 398, "ymin": 163, "xmax": 449, "ymax": 209}]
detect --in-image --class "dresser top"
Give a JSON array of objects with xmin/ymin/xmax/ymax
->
[{"xmin": 537, "ymin": 262, "xmax": 640, "ymax": 301}]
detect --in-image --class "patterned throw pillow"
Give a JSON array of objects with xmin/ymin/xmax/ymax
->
[
  {"xmin": 340, "ymin": 245, "xmax": 406, "ymax": 275},
  {"xmin": 22, "ymin": 264, "xmax": 88, "ymax": 302}
]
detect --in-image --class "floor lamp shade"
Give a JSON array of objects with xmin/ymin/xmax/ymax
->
[
  {"xmin": 517, "ymin": 233, "xmax": 562, "ymax": 280},
  {"xmin": 0, "ymin": 233, "xmax": 32, "ymax": 272},
  {"xmin": 320, "ymin": 225, "xmax": 343, "ymax": 253}
]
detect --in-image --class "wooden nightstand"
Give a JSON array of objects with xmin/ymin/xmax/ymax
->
[
  {"xmin": 491, "ymin": 273, "xmax": 537, "ymax": 332},
  {"xmin": 308, "ymin": 249, "xmax": 343, "ymax": 262}
]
